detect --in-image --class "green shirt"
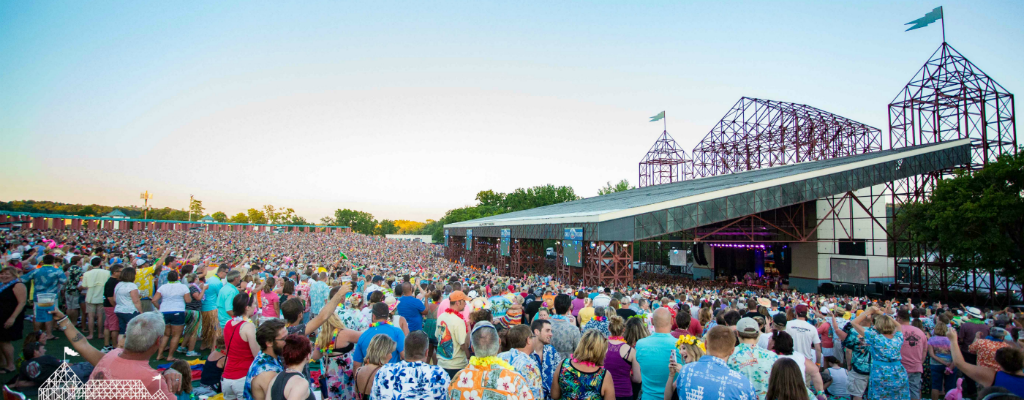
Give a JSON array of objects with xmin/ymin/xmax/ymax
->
[{"xmin": 217, "ymin": 284, "xmax": 240, "ymax": 329}]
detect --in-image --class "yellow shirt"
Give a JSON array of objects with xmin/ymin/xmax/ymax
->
[
  {"xmin": 134, "ymin": 266, "xmax": 156, "ymax": 299},
  {"xmin": 578, "ymin": 307, "xmax": 595, "ymax": 326}
]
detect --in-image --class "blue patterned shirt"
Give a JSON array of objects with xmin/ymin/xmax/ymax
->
[
  {"xmin": 842, "ymin": 323, "xmax": 871, "ymax": 375},
  {"xmin": 22, "ymin": 265, "xmax": 68, "ymax": 299},
  {"xmin": 531, "ymin": 344, "xmax": 561, "ymax": 400},
  {"xmin": 673, "ymin": 355, "xmax": 758, "ymax": 400},
  {"xmin": 244, "ymin": 352, "xmax": 283, "ymax": 400},
  {"xmin": 582, "ymin": 320, "xmax": 611, "ymax": 338},
  {"xmin": 499, "ymin": 349, "xmax": 543, "ymax": 400},
  {"xmin": 309, "ymin": 281, "xmax": 330, "ymax": 315},
  {"xmin": 372, "ymin": 360, "xmax": 450, "ymax": 400}
]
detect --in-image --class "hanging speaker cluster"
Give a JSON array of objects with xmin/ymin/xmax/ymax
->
[{"xmin": 691, "ymin": 243, "xmax": 708, "ymax": 265}]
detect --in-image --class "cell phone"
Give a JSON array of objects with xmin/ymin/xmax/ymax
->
[{"xmin": 670, "ymin": 349, "xmax": 678, "ymax": 364}]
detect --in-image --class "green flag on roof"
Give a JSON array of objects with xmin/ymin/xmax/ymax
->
[
  {"xmin": 905, "ymin": 7, "xmax": 942, "ymax": 31},
  {"xmin": 650, "ymin": 111, "xmax": 665, "ymax": 122}
]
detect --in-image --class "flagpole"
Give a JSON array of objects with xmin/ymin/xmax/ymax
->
[
  {"xmin": 940, "ymin": 6, "xmax": 945, "ymax": 43},
  {"xmin": 664, "ymin": 111, "xmax": 667, "ymax": 132}
]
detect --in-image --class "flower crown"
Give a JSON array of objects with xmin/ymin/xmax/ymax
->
[{"xmin": 676, "ymin": 335, "xmax": 706, "ymax": 353}]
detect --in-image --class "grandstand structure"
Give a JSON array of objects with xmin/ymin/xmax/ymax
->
[{"xmin": 446, "ymin": 41, "xmax": 1017, "ymax": 303}]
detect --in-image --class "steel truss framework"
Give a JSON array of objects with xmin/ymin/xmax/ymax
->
[
  {"xmin": 692, "ymin": 97, "xmax": 883, "ymax": 179},
  {"xmin": 556, "ymin": 242, "xmax": 633, "ymax": 286},
  {"xmin": 888, "ymin": 42, "xmax": 1019, "ymax": 305},
  {"xmin": 511, "ymin": 239, "xmax": 546, "ymax": 277},
  {"xmin": 639, "ymin": 131, "xmax": 692, "ymax": 187}
]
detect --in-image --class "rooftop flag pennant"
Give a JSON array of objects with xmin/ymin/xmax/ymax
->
[
  {"xmin": 64, "ymin": 347, "xmax": 79, "ymax": 357},
  {"xmin": 650, "ymin": 111, "xmax": 665, "ymax": 122},
  {"xmin": 906, "ymin": 6, "xmax": 943, "ymax": 31}
]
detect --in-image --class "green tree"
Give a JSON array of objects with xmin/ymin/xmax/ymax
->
[
  {"xmin": 334, "ymin": 209, "xmax": 377, "ymax": 235},
  {"xmin": 247, "ymin": 208, "xmax": 268, "ymax": 224},
  {"xmin": 319, "ymin": 216, "xmax": 336, "ymax": 225},
  {"xmin": 598, "ymin": 179, "xmax": 634, "ymax": 196},
  {"xmin": 502, "ymin": 184, "xmax": 580, "ymax": 212},
  {"xmin": 189, "ymin": 199, "xmax": 205, "ymax": 221},
  {"xmin": 376, "ymin": 219, "xmax": 399, "ymax": 236},
  {"xmin": 475, "ymin": 190, "xmax": 506, "ymax": 208},
  {"xmin": 288, "ymin": 215, "xmax": 309, "ymax": 226},
  {"xmin": 79, "ymin": 206, "xmax": 96, "ymax": 216},
  {"xmin": 212, "ymin": 211, "xmax": 228, "ymax": 222},
  {"xmin": 895, "ymin": 150, "xmax": 1024, "ymax": 282},
  {"xmin": 228, "ymin": 212, "xmax": 249, "ymax": 223}
]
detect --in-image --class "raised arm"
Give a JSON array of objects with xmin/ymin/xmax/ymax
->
[
  {"xmin": 305, "ymin": 284, "xmax": 350, "ymax": 335},
  {"xmin": 50, "ymin": 310, "xmax": 105, "ymax": 365},
  {"xmin": 947, "ymin": 328, "xmax": 995, "ymax": 386}
]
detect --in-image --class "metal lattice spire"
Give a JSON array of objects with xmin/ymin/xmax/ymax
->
[
  {"xmin": 38, "ymin": 362, "xmax": 83, "ymax": 400},
  {"xmin": 639, "ymin": 130, "xmax": 692, "ymax": 187}
]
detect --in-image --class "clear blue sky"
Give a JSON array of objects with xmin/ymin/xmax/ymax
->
[{"xmin": 1, "ymin": 1, "xmax": 1021, "ymax": 222}]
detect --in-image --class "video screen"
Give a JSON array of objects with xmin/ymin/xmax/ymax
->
[{"xmin": 830, "ymin": 258, "xmax": 869, "ymax": 284}]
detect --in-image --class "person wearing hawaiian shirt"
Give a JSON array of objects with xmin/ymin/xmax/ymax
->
[
  {"xmin": 372, "ymin": 331, "xmax": 450, "ymax": 400},
  {"xmin": 530, "ymin": 319, "xmax": 560, "ymax": 400},
  {"xmin": 727, "ymin": 318, "xmax": 778, "ymax": 400},
  {"xmin": 667, "ymin": 326, "xmax": 757, "ymax": 400},
  {"xmin": 21, "ymin": 254, "xmax": 68, "ymax": 340},
  {"xmin": 498, "ymin": 325, "xmax": 543, "ymax": 400},
  {"xmin": 449, "ymin": 322, "xmax": 534, "ymax": 400}
]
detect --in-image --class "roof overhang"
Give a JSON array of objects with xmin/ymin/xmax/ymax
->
[{"xmin": 445, "ymin": 139, "xmax": 971, "ymax": 241}]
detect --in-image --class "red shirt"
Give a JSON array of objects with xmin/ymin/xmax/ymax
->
[
  {"xmin": 223, "ymin": 318, "xmax": 255, "ymax": 379},
  {"xmin": 688, "ymin": 317, "xmax": 703, "ymax": 337},
  {"xmin": 89, "ymin": 349, "xmax": 174, "ymax": 399}
]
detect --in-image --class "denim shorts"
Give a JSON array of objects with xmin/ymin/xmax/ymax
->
[
  {"xmin": 163, "ymin": 311, "xmax": 185, "ymax": 326},
  {"xmin": 116, "ymin": 312, "xmax": 140, "ymax": 334},
  {"xmin": 930, "ymin": 364, "xmax": 957, "ymax": 392}
]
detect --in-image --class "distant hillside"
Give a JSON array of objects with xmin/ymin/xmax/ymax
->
[{"xmin": 0, "ymin": 200, "xmax": 191, "ymax": 221}]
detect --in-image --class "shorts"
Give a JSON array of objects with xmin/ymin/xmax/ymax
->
[
  {"xmin": 930, "ymin": 365, "xmax": 957, "ymax": 392},
  {"xmin": 908, "ymin": 372, "xmax": 922, "ymax": 399},
  {"xmin": 86, "ymin": 303, "xmax": 103, "ymax": 315},
  {"xmin": 65, "ymin": 293, "xmax": 80, "ymax": 310},
  {"xmin": 847, "ymin": 370, "xmax": 869, "ymax": 397},
  {"xmin": 104, "ymin": 307, "xmax": 119, "ymax": 331},
  {"xmin": 221, "ymin": 377, "xmax": 246, "ymax": 400},
  {"xmin": 163, "ymin": 311, "xmax": 186, "ymax": 326},
  {"xmin": 116, "ymin": 312, "xmax": 140, "ymax": 335}
]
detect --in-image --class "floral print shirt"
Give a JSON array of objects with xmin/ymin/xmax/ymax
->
[
  {"xmin": 726, "ymin": 343, "xmax": 778, "ymax": 400},
  {"xmin": 337, "ymin": 307, "xmax": 368, "ymax": 331},
  {"xmin": 372, "ymin": 360, "xmax": 450, "ymax": 400},
  {"xmin": 582, "ymin": 320, "xmax": 611, "ymax": 338},
  {"xmin": 674, "ymin": 355, "xmax": 757, "ymax": 400},
  {"xmin": 449, "ymin": 363, "xmax": 535, "ymax": 400},
  {"xmin": 244, "ymin": 352, "xmax": 282, "ymax": 400},
  {"xmin": 531, "ymin": 344, "xmax": 561, "ymax": 400},
  {"xmin": 21, "ymin": 265, "xmax": 67, "ymax": 298},
  {"xmin": 970, "ymin": 338, "xmax": 1010, "ymax": 371},
  {"xmin": 308, "ymin": 281, "xmax": 330, "ymax": 315},
  {"xmin": 499, "ymin": 349, "xmax": 543, "ymax": 400}
]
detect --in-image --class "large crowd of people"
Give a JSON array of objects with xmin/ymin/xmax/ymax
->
[{"xmin": 2, "ymin": 228, "xmax": 1024, "ymax": 400}]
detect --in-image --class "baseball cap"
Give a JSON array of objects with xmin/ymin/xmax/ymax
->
[
  {"xmin": 372, "ymin": 275, "xmax": 384, "ymax": 282},
  {"xmin": 795, "ymin": 304, "xmax": 808, "ymax": 314},
  {"xmin": 449, "ymin": 291, "xmax": 469, "ymax": 302},
  {"xmin": 773, "ymin": 313, "xmax": 788, "ymax": 326},
  {"xmin": 736, "ymin": 317, "xmax": 759, "ymax": 334}
]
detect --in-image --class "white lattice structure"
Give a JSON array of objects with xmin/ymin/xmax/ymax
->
[
  {"xmin": 80, "ymin": 379, "xmax": 166, "ymax": 400},
  {"xmin": 38, "ymin": 362, "xmax": 82, "ymax": 400}
]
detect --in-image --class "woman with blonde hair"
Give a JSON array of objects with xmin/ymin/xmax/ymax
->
[
  {"xmin": 354, "ymin": 335, "xmax": 396, "ymax": 400},
  {"xmin": 850, "ymin": 307, "xmax": 908, "ymax": 400},
  {"xmin": 698, "ymin": 307, "xmax": 713, "ymax": 335},
  {"xmin": 314, "ymin": 306, "xmax": 362, "ymax": 400},
  {"xmin": 674, "ymin": 334, "xmax": 706, "ymax": 364},
  {"xmin": 552, "ymin": 330, "xmax": 615, "ymax": 400}
]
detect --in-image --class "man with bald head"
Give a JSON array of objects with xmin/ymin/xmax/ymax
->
[{"xmin": 636, "ymin": 307, "xmax": 678, "ymax": 400}]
